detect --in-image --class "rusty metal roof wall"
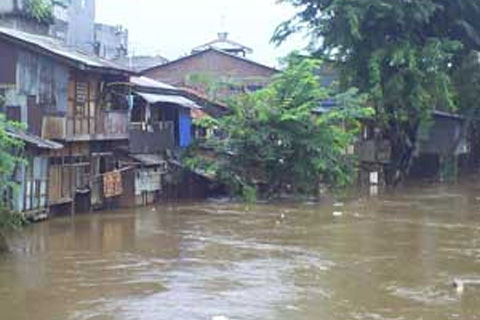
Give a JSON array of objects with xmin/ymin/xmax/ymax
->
[{"xmin": 0, "ymin": 26, "xmax": 133, "ymax": 74}]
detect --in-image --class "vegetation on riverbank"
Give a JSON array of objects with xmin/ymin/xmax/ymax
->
[
  {"xmin": 185, "ymin": 54, "xmax": 371, "ymax": 201},
  {"xmin": 273, "ymin": 0, "xmax": 480, "ymax": 186},
  {"xmin": 0, "ymin": 99, "xmax": 26, "ymax": 252}
]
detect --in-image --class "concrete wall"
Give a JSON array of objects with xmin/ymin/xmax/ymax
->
[
  {"xmin": 94, "ymin": 23, "xmax": 128, "ymax": 60},
  {"xmin": 65, "ymin": 0, "xmax": 95, "ymax": 53},
  {"xmin": 0, "ymin": 0, "xmax": 15, "ymax": 13}
]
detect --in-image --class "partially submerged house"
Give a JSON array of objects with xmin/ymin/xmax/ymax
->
[
  {"xmin": 0, "ymin": 26, "xmax": 134, "ymax": 215},
  {"xmin": 124, "ymin": 76, "xmax": 221, "ymax": 205},
  {"xmin": 355, "ymin": 110, "xmax": 468, "ymax": 183},
  {"xmin": 5, "ymin": 129, "xmax": 63, "ymax": 220},
  {"xmin": 411, "ymin": 111, "xmax": 468, "ymax": 179},
  {"xmin": 142, "ymin": 33, "xmax": 278, "ymax": 97}
]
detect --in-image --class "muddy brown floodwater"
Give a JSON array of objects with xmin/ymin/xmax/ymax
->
[{"xmin": 2, "ymin": 183, "xmax": 480, "ymax": 320}]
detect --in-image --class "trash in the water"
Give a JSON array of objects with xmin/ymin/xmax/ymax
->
[
  {"xmin": 454, "ymin": 279, "xmax": 464, "ymax": 295},
  {"xmin": 333, "ymin": 202, "xmax": 344, "ymax": 207},
  {"xmin": 333, "ymin": 211, "xmax": 343, "ymax": 217},
  {"xmin": 453, "ymin": 278, "xmax": 480, "ymax": 295},
  {"xmin": 212, "ymin": 316, "xmax": 229, "ymax": 320},
  {"xmin": 286, "ymin": 305, "xmax": 301, "ymax": 311}
]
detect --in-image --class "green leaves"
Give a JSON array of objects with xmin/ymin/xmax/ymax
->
[
  {"xmin": 0, "ymin": 97, "xmax": 25, "ymax": 214},
  {"xmin": 26, "ymin": 0, "xmax": 54, "ymax": 24},
  {"xmin": 274, "ymin": 0, "xmax": 480, "ymax": 184},
  {"xmin": 186, "ymin": 54, "xmax": 366, "ymax": 199}
]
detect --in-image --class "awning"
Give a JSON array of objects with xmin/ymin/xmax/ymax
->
[
  {"xmin": 131, "ymin": 76, "xmax": 176, "ymax": 90},
  {"xmin": 6, "ymin": 130, "xmax": 63, "ymax": 150},
  {"xmin": 129, "ymin": 154, "xmax": 165, "ymax": 166},
  {"xmin": 135, "ymin": 92, "xmax": 202, "ymax": 109}
]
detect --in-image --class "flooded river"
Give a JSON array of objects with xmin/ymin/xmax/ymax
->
[{"xmin": 2, "ymin": 183, "xmax": 480, "ymax": 320}]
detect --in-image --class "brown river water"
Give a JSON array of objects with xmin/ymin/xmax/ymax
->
[{"xmin": 2, "ymin": 183, "xmax": 480, "ymax": 320}]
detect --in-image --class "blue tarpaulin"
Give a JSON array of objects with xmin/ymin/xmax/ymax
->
[{"xmin": 179, "ymin": 111, "xmax": 192, "ymax": 147}]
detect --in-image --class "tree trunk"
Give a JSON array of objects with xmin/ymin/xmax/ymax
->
[{"xmin": 384, "ymin": 122, "xmax": 418, "ymax": 187}]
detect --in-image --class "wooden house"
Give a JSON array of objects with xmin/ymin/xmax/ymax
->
[
  {"xmin": 410, "ymin": 111, "xmax": 468, "ymax": 179},
  {"xmin": 128, "ymin": 76, "xmax": 206, "ymax": 153},
  {"xmin": 124, "ymin": 76, "xmax": 217, "ymax": 205},
  {"xmin": 5, "ymin": 129, "xmax": 63, "ymax": 220},
  {"xmin": 0, "ymin": 26, "xmax": 134, "ymax": 214}
]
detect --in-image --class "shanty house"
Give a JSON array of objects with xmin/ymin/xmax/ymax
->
[
  {"xmin": 0, "ymin": 26, "xmax": 134, "ymax": 214},
  {"xmin": 125, "ymin": 76, "xmax": 211, "ymax": 205},
  {"xmin": 128, "ymin": 76, "xmax": 203, "ymax": 153},
  {"xmin": 5, "ymin": 130, "xmax": 63, "ymax": 220}
]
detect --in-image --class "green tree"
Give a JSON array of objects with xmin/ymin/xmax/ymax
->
[
  {"xmin": 186, "ymin": 54, "xmax": 369, "ymax": 200},
  {"xmin": 0, "ymin": 98, "xmax": 26, "ymax": 252},
  {"xmin": 273, "ymin": 0, "xmax": 480, "ymax": 185}
]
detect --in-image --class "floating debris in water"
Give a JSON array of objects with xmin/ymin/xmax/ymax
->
[
  {"xmin": 333, "ymin": 202, "xmax": 344, "ymax": 207},
  {"xmin": 286, "ymin": 305, "xmax": 301, "ymax": 311},
  {"xmin": 212, "ymin": 316, "xmax": 229, "ymax": 320},
  {"xmin": 453, "ymin": 279, "xmax": 464, "ymax": 295},
  {"xmin": 333, "ymin": 211, "xmax": 343, "ymax": 217},
  {"xmin": 452, "ymin": 278, "xmax": 480, "ymax": 295}
]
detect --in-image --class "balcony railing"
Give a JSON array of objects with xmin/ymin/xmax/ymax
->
[
  {"xmin": 129, "ymin": 121, "xmax": 175, "ymax": 154},
  {"xmin": 42, "ymin": 110, "xmax": 129, "ymax": 141},
  {"xmin": 356, "ymin": 140, "xmax": 391, "ymax": 164}
]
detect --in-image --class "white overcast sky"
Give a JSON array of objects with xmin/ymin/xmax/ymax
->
[{"xmin": 95, "ymin": 0, "xmax": 308, "ymax": 68}]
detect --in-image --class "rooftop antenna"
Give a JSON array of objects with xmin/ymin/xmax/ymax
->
[{"xmin": 219, "ymin": 5, "xmax": 228, "ymax": 40}]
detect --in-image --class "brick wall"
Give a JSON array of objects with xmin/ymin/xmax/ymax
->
[{"xmin": 143, "ymin": 49, "xmax": 277, "ymax": 87}]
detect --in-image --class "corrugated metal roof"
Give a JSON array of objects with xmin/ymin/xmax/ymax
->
[
  {"xmin": 135, "ymin": 92, "xmax": 202, "ymax": 109},
  {"xmin": 6, "ymin": 130, "xmax": 63, "ymax": 150},
  {"xmin": 131, "ymin": 76, "xmax": 176, "ymax": 90},
  {"xmin": 129, "ymin": 154, "xmax": 165, "ymax": 166},
  {"xmin": 0, "ymin": 26, "xmax": 132, "ymax": 73}
]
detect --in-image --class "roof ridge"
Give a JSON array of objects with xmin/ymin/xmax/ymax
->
[{"xmin": 142, "ymin": 47, "xmax": 279, "ymax": 74}]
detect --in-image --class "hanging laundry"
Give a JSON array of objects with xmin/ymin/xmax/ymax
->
[{"xmin": 103, "ymin": 170, "xmax": 123, "ymax": 198}]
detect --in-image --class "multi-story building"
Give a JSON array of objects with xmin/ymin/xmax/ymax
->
[
  {"xmin": 94, "ymin": 23, "xmax": 128, "ymax": 60},
  {"xmin": 0, "ymin": 0, "xmax": 96, "ymax": 53}
]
